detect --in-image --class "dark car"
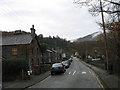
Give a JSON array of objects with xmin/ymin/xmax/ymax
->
[
  {"xmin": 62, "ymin": 60, "xmax": 70, "ymax": 68},
  {"xmin": 50, "ymin": 63, "xmax": 66, "ymax": 75},
  {"xmin": 68, "ymin": 58, "xmax": 73, "ymax": 63}
]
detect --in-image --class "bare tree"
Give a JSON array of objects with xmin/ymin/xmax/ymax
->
[
  {"xmin": 73, "ymin": 0, "xmax": 120, "ymax": 18},
  {"xmin": 73, "ymin": 0, "xmax": 120, "ymax": 72}
]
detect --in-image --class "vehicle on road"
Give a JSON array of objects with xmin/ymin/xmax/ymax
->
[
  {"xmin": 62, "ymin": 60, "xmax": 70, "ymax": 68},
  {"xmin": 68, "ymin": 58, "xmax": 73, "ymax": 63},
  {"xmin": 50, "ymin": 63, "xmax": 66, "ymax": 75},
  {"xmin": 92, "ymin": 58, "xmax": 101, "ymax": 61}
]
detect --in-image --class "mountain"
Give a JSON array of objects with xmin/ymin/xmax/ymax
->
[{"xmin": 74, "ymin": 32, "xmax": 101, "ymax": 42}]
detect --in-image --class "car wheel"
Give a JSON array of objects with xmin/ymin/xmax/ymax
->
[
  {"xmin": 63, "ymin": 70, "xmax": 66, "ymax": 73},
  {"xmin": 51, "ymin": 72, "xmax": 54, "ymax": 75}
]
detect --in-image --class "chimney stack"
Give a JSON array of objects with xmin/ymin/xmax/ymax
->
[{"xmin": 30, "ymin": 25, "xmax": 36, "ymax": 37}]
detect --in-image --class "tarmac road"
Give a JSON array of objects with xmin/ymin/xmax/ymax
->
[{"xmin": 28, "ymin": 57, "xmax": 104, "ymax": 89}]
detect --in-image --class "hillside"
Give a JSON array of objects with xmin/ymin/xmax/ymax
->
[{"xmin": 74, "ymin": 32, "xmax": 101, "ymax": 42}]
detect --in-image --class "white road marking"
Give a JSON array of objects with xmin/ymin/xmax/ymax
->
[
  {"xmin": 69, "ymin": 71, "xmax": 71, "ymax": 74},
  {"xmin": 73, "ymin": 70, "xmax": 76, "ymax": 75},
  {"xmin": 81, "ymin": 71, "xmax": 86, "ymax": 74}
]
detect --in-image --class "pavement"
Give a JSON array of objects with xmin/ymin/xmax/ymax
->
[
  {"xmin": 2, "ymin": 58, "xmax": 120, "ymax": 89},
  {"xmin": 2, "ymin": 71, "xmax": 50, "ymax": 89},
  {"xmin": 80, "ymin": 60, "xmax": 120, "ymax": 90}
]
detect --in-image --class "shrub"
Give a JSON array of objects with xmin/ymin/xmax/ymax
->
[{"xmin": 2, "ymin": 59, "xmax": 29, "ymax": 77}]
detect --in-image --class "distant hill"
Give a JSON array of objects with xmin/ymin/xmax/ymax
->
[{"xmin": 74, "ymin": 32, "xmax": 101, "ymax": 42}]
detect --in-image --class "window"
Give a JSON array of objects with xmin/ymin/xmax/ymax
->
[{"xmin": 12, "ymin": 48, "xmax": 17, "ymax": 56}]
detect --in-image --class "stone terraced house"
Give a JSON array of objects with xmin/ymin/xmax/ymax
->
[{"xmin": 1, "ymin": 25, "xmax": 42, "ymax": 80}]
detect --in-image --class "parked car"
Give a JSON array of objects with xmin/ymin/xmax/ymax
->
[
  {"xmin": 62, "ymin": 60, "xmax": 70, "ymax": 68},
  {"xmin": 50, "ymin": 63, "xmax": 66, "ymax": 75},
  {"xmin": 68, "ymin": 58, "xmax": 73, "ymax": 63},
  {"xmin": 92, "ymin": 58, "xmax": 101, "ymax": 61}
]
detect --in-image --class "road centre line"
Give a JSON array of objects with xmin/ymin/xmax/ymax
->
[{"xmin": 73, "ymin": 70, "xmax": 76, "ymax": 75}]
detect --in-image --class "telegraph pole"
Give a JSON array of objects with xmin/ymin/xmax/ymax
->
[{"xmin": 100, "ymin": 0, "xmax": 109, "ymax": 71}]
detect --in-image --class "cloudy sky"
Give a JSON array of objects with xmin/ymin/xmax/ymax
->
[{"xmin": 0, "ymin": 0, "xmax": 101, "ymax": 40}]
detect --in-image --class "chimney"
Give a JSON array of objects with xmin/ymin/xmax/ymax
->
[{"xmin": 30, "ymin": 25, "xmax": 36, "ymax": 37}]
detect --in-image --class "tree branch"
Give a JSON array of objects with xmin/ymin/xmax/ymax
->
[
  {"xmin": 104, "ymin": 0, "xmax": 120, "ymax": 6},
  {"xmin": 99, "ymin": 10, "xmax": 120, "ymax": 14}
]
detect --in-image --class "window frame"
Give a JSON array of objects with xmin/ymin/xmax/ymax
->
[{"xmin": 12, "ymin": 48, "xmax": 18, "ymax": 56}]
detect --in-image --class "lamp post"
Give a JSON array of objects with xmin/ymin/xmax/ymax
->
[{"xmin": 99, "ymin": 0, "xmax": 109, "ymax": 71}]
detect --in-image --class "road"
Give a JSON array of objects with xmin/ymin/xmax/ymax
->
[{"xmin": 28, "ymin": 57, "xmax": 104, "ymax": 89}]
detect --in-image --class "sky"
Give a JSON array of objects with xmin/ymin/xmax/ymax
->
[{"xmin": 0, "ymin": 0, "xmax": 101, "ymax": 40}]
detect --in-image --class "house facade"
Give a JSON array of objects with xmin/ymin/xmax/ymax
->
[
  {"xmin": 43, "ymin": 48, "xmax": 63, "ymax": 64},
  {"xmin": 1, "ymin": 25, "xmax": 42, "ymax": 80}
]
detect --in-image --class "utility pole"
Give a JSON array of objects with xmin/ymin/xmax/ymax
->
[
  {"xmin": 116, "ymin": 2, "xmax": 120, "ymax": 68},
  {"xmin": 100, "ymin": 0, "xmax": 109, "ymax": 71}
]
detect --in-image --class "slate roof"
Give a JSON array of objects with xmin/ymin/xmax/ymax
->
[{"xmin": 0, "ymin": 34, "xmax": 33, "ymax": 46}]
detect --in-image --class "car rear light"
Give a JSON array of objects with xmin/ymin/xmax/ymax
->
[
  {"xmin": 50, "ymin": 67, "xmax": 52, "ymax": 69},
  {"xmin": 60, "ymin": 67, "xmax": 63, "ymax": 69}
]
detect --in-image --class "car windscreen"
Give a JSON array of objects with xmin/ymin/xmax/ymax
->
[
  {"xmin": 52, "ymin": 63, "xmax": 62, "ymax": 67},
  {"xmin": 62, "ymin": 61, "xmax": 68, "ymax": 64}
]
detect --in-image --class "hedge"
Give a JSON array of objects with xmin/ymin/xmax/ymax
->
[{"xmin": 2, "ymin": 59, "xmax": 29, "ymax": 76}]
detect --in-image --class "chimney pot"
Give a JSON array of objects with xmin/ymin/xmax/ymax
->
[{"xmin": 30, "ymin": 25, "xmax": 36, "ymax": 37}]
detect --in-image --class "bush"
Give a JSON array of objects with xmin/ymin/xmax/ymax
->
[{"xmin": 2, "ymin": 59, "xmax": 29, "ymax": 77}]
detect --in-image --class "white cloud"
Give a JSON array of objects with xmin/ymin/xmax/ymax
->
[{"xmin": 0, "ymin": 0, "xmax": 100, "ymax": 40}]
